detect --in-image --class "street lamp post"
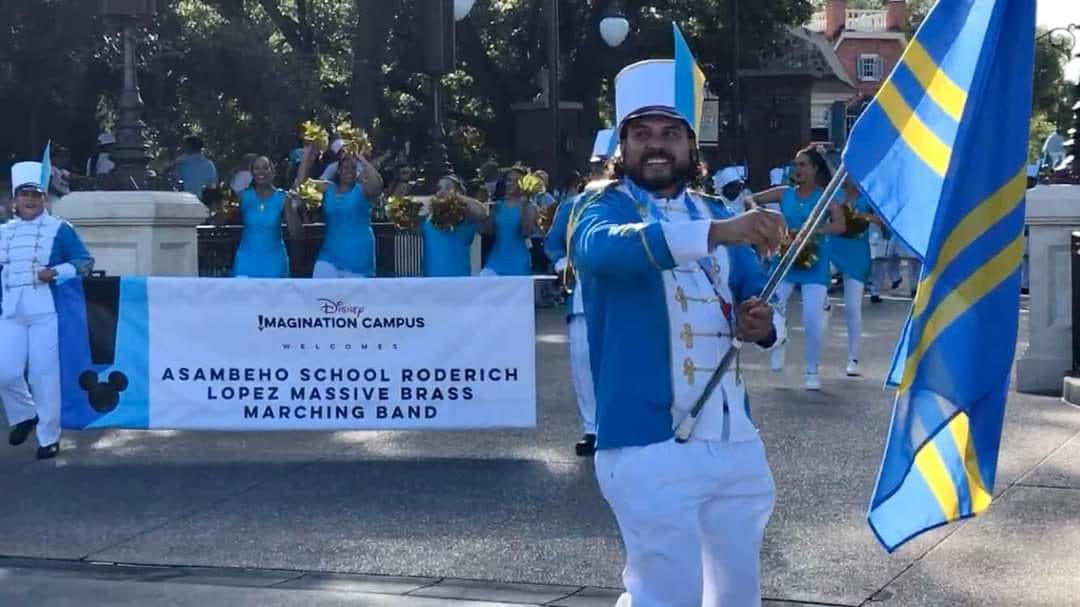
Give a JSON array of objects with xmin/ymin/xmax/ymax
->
[
  {"xmin": 547, "ymin": 0, "xmax": 561, "ymax": 188},
  {"xmin": 97, "ymin": 0, "xmax": 156, "ymax": 190},
  {"xmin": 414, "ymin": 0, "xmax": 461, "ymax": 195}
]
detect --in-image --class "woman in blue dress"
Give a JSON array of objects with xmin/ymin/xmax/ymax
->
[
  {"xmin": 480, "ymin": 166, "xmax": 537, "ymax": 276},
  {"xmin": 829, "ymin": 178, "xmax": 878, "ymax": 378},
  {"xmin": 748, "ymin": 146, "xmax": 846, "ymax": 391},
  {"xmin": 421, "ymin": 175, "xmax": 488, "ymax": 277},
  {"xmin": 295, "ymin": 146, "xmax": 384, "ymax": 278},
  {"xmin": 232, "ymin": 156, "xmax": 303, "ymax": 278}
]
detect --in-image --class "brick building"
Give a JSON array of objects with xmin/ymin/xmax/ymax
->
[{"xmin": 808, "ymin": 0, "xmax": 909, "ymax": 138}]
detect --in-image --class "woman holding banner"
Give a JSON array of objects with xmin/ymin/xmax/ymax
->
[
  {"xmin": 480, "ymin": 166, "xmax": 537, "ymax": 277},
  {"xmin": 232, "ymin": 156, "xmax": 304, "ymax": 278},
  {"xmin": 0, "ymin": 159, "xmax": 94, "ymax": 460},
  {"xmin": 747, "ymin": 146, "xmax": 845, "ymax": 391},
  {"xmin": 421, "ymin": 175, "xmax": 488, "ymax": 277},
  {"xmin": 292, "ymin": 140, "xmax": 384, "ymax": 279}
]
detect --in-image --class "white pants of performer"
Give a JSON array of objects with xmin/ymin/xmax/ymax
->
[
  {"xmin": 312, "ymin": 261, "xmax": 368, "ymax": 279},
  {"xmin": 841, "ymin": 277, "xmax": 863, "ymax": 361},
  {"xmin": 773, "ymin": 282, "xmax": 828, "ymax": 374},
  {"xmin": 597, "ymin": 438, "xmax": 775, "ymax": 607},
  {"xmin": 567, "ymin": 314, "xmax": 595, "ymax": 435},
  {"xmin": 0, "ymin": 309, "xmax": 61, "ymax": 447}
]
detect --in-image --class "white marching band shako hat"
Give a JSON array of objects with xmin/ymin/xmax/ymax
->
[
  {"xmin": 591, "ymin": 129, "xmax": 617, "ymax": 161},
  {"xmin": 614, "ymin": 60, "xmax": 685, "ymax": 132},
  {"xmin": 714, "ymin": 166, "xmax": 746, "ymax": 189},
  {"xmin": 10, "ymin": 162, "xmax": 45, "ymax": 196},
  {"xmin": 769, "ymin": 167, "xmax": 786, "ymax": 186}
]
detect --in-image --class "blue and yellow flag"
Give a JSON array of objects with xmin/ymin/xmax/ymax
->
[
  {"xmin": 842, "ymin": 0, "xmax": 1035, "ymax": 552},
  {"xmin": 673, "ymin": 23, "xmax": 706, "ymax": 135}
]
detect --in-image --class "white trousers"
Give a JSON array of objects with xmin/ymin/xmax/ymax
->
[
  {"xmin": 774, "ymin": 282, "xmax": 828, "ymax": 374},
  {"xmin": 567, "ymin": 315, "xmax": 596, "ymax": 435},
  {"xmin": 312, "ymin": 261, "xmax": 368, "ymax": 279},
  {"xmin": 842, "ymin": 276, "xmax": 863, "ymax": 361},
  {"xmin": 596, "ymin": 438, "xmax": 775, "ymax": 607},
  {"xmin": 0, "ymin": 311, "xmax": 61, "ymax": 447}
]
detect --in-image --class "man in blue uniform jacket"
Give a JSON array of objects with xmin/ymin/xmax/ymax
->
[{"xmin": 570, "ymin": 56, "xmax": 787, "ymax": 605}]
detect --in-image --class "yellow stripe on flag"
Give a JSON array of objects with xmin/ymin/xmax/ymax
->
[
  {"xmin": 914, "ymin": 412, "xmax": 992, "ymax": 524},
  {"xmin": 693, "ymin": 66, "xmax": 706, "ymax": 133},
  {"xmin": 913, "ymin": 433, "xmax": 960, "ymax": 522},
  {"xmin": 914, "ymin": 168, "xmax": 1026, "ymax": 317},
  {"xmin": 900, "ymin": 235, "xmax": 1025, "ymax": 392},
  {"xmin": 877, "ymin": 82, "xmax": 952, "ymax": 177},
  {"xmin": 903, "ymin": 40, "xmax": 968, "ymax": 122},
  {"xmin": 947, "ymin": 412, "xmax": 993, "ymax": 513}
]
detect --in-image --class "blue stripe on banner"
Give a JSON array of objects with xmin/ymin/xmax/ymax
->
[
  {"xmin": 87, "ymin": 277, "xmax": 151, "ymax": 429},
  {"xmin": 58, "ymin": 279, "xmax": 96, "ymax": 429}
]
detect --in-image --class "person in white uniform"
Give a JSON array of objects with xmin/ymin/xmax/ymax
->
[
  {"xmin": 712, "ymin": 165, "xmax": 751, "ymax": 214},
  {"xmin": 543, "ymin": 132, "xmax": 614, "ymax": 456},
  {"xmin": 571, "ymin": 50, "xmax": 787, "ymax": 605},
  {"xmin": 0, "ymin": 159, "xmax": 94, "ymax": 459}
]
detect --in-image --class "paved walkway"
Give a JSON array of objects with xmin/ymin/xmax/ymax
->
[{"xmin": 1, "ymin": 291, "xmax": 1078, "ymax": 606}]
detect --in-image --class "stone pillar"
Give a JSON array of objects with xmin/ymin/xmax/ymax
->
[
  {"xmin": 1016, "ymin": 185, "xmax": 1080, "ymax": 395},
  {"xmin": 51, "ymin": 191, "xmax": 208, "ymax": 277}
]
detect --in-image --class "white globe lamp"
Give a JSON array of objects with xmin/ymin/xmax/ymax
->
[
  {"xmin": 599, "ymin": 14, "xmax": 630, "ymax": 48},
  {"xmin": 454, "ymin": 0, "xmax": 476, "ymax": 22}
]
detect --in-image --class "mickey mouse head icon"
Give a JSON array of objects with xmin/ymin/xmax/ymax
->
[{"xmin": 78, "ymin": 371, "xmax": 129, "ymax": 414}]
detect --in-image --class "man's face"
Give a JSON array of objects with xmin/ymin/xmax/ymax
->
[
  {"xmin": 14, "ymin": 188, "xmax": 45, "ymax": 220},
  {"xmin": 721, "ymin": 181, "xmax": 743, "ymax": 201},
  {"xmin": 622, "ymin": 116, "xmax": 694, "ymax": 192}
]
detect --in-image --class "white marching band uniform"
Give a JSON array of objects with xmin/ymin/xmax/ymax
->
[
  {"xmin": 711, "ymin": 165, "xmax": 750, "ymax": 214},
  {"xmin": 571, "ymin": 58, "xmax": 786, "ymax": 606},
  {"xmin": 544, "ymin": 128, "xmax": 620, "ymax": 442},
  {"xmin": 0, "ymin": 161, "xmax": 94, "ymax": 450}
]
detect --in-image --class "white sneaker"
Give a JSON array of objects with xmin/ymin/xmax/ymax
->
[
  {"xmin": 805, "ymin": 371, "xmax": 822, "ymax": 391},
  {"xmin": 846, "ymin": 359, "xmax": 860, "ymax": 377},
  {"xmin": 770, "ymin": 345, "xmax": 786, "ymax": 372}
]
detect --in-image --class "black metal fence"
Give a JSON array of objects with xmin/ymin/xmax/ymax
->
[{"xmin": 197, "ymin": 223, "xmax": 424, "ymax": 278}]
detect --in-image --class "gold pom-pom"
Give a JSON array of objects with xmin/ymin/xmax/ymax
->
[
  {"xmin": 840, "ymin": 202, "xmax": 871, "ymax": 238},
  {"xmin": 301, "ymin": 120, "xmax": 329, "ymax": 150},
  {"xmin": 294, "ymin": 178, "xmax": 323, "ymax": 210},
  {"xmin": 336, "ymin": 122, "xmax": 372, "ymax": 157},
  {"xmin": 537, "ymin": 202, "xmax": 559, "ymax": 233},
  {"xmin": 779, "ymin": 230, "xmax": 820, "ymax": 270},
  {"xmin": 386, "ymin": 194, "xmax": 423, "ymax": 230},
  {"xmin": 519, "ymin": 172, "xmax": 546, "ymax": 197},
  {"xmin": 430, "ymin": 192, "xmax": 467, "ymax": 231}
]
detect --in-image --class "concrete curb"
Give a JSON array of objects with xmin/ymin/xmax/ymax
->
[{"xmin": 0, "ymin": 556, "xmax": 852, "ymax": 606}]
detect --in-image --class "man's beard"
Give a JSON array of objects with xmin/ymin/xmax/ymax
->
[{"xmin": 624, "ymin": 152, "xmax": 696, "ymax": 193}]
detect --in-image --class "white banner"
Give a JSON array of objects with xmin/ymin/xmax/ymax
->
[{"xmin": 59, "ymin": 277, "xmax": 537, "ymax": 431}]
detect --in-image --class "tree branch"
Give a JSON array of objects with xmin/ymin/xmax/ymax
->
[{"xmin": 255, "ymin": 0, "xmax": 309, "ymax": 53}]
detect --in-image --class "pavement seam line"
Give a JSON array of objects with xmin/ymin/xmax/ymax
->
[
  {"xmin": 1013, "ymin": 482, "xmax": 1080, "ymax": 491},
  {"xmin": 1011, "ymin": 426, "xmax": 1080, "ymax": 488},
  {"xmin": 541, "ymin": 586, "xmax": 587, "ymax": 605},
  {"xmin": 402, "ymin": 576, "xmax": 446, "ymax": 595},
  {"xmin": 76, "ymin": 458, "xmax": 330, "ymax": 562},
  {"xmin": 856, "ymin": 422, "xmax": 1080, "ymax": 606}
]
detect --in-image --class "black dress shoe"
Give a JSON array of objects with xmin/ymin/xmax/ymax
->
[
  {"xmin": 36, "ymin": 443, "xmax": 60, "ymax": 460},
  {"xmin": 870, "ymin": 295, "xmax": 883, "ymax": 304},
  {"xmin": 575, "ymin": 434, "xmax": 596, "ymax": 457},
  {"xmin": 9, "ymin": 417, "xmax": 38, "ymax": 446}
]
